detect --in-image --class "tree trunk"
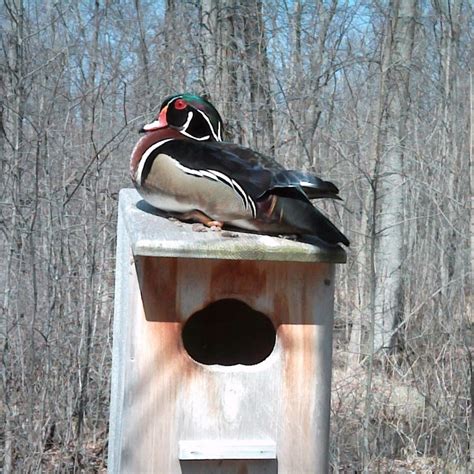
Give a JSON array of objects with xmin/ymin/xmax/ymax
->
[
  {"xmin": 373, "ymin": 0, "xmax": 417, "ymax": 353},
  {"xmin": 2, "ymin": 0, "xmax": 26, "ymax": 470},
  {"xmin": 243, "ymin": 0, "xmax": 275, "ymax": 154},
  {"xmin": 201, "ymin": 0, "xmax": 273, "ymax": 149},
  {"xmin": 216, "ymin": 0, "xmax": 242, "ymax": 142},
  {"xmin": 200, "ymin": 0, "xmax": 218, "ymax": 99},
  {"xmin": 134, "ymin": 0, "xmax": 151, "ymax": 112}
]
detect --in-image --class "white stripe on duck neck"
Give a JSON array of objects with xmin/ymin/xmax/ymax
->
[
  {"xmin": 180, "ymin": 111, "xmax": 211, "ymax": 141},
  {"xmin": 195, "ymin": 108, "xmax": 221, "ymax": 141},
  {"xmin": 136, "ymin": 139, "xmax": 174, "ymax": 185}
]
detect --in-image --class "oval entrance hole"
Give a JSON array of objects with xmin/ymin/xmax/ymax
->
[{"xmin": 182, "ymin": 299, "xmax": 276, "ymax": 366}]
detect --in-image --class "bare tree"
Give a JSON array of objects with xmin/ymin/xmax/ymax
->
[
  {"xmin": 0, "ymin": 0, "xmax": 471, "ymax": 471},
  {"xmin": 372, "ymin": 0, "xmax": 417, "ymax": 354}
]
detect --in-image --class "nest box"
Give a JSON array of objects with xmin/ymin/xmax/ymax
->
[{"xmin": 108, "ymin": 189, "xmax": 346, "ymax": 473}]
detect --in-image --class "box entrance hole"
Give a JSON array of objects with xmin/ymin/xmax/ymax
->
[{"xmin": 182, "ymin": 299, "xmax": 276, "ymax": 366}]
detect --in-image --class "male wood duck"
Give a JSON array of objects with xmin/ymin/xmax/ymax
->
[{"xmin": 131, "ymin": 93, "xmax": 349, "ymax": 246}]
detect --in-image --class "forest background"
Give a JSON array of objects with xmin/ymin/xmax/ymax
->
[{"xmin": 1, "ymin": 0, "xmax": 472, "ymax": 471}]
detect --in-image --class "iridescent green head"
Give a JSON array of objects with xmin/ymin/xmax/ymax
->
[{"xmin": 141, "ymin": 93, "xmax": 223, "ymax": 141}]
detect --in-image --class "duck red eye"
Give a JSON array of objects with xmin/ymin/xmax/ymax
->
[{"xmin": 174, "ymin": 99, "xmax": 187, "ymax": 110}]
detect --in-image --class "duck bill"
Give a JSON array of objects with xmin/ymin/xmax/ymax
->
[{"xmin": 140, "ymin": 106, "xmax": 168, "ymax": 132}]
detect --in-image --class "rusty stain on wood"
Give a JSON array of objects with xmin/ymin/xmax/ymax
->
[
  {"xmin": 209, "ymin": 260, "xmax": 267, "ymax": 299},
  {"xmin": 111, "ymin": 243, "xmax": 336, "ymax": 472},
  {"xmin": 136, "ymin": 255, "xmax": 178, "ymax": 322}
]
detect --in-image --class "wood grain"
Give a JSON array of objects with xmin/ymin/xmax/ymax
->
[{"xmin": 108, "ymin": 191, "xmax": 340, "ymax": 473}]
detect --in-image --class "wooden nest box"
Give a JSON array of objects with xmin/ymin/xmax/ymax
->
[{"xmin": 108, "ymin": 189, "xmax": 346, "ymax": 473}]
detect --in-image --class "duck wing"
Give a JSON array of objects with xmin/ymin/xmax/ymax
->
[{"xmin": 218, "ymin": 143, "xmax": 341, "ymax": 200}]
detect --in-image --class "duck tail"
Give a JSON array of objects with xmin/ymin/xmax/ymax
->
[{"xmin": 275, "ymin": 195, "xmax": 350, "ymax": 246}]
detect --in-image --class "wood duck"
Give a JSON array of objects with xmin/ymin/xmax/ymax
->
[{"xmin": 131, "ymin": 93, "xmax": 349, "ymax": 246}]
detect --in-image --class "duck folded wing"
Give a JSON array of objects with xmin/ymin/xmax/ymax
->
[
  {"xmin": 202, "ymin": 143, "xmax": 341, "ymax": 200},
  {"xmin": 151, "ymin": 140, "xmax": 338, "ymax": 202}
]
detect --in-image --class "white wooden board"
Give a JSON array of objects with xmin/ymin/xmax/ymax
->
[{"xmin": 178, "ymin": 440, "xmax": 276, "ymax": 460}]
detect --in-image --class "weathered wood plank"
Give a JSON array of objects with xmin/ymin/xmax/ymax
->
[
  {"xmin": 119, "ymin": 188, "xmax": 346, "ymax": 263},
  {"xmin": 108, "ymin": 190, "xmax": 342, "ymax": 473}
]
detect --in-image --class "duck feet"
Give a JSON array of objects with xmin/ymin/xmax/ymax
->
[
  {"xmin": 191, "ymin": 222, "xmax": 223, "ymax": 232},
  {"xmin": 207, "ymin": 221, "xmax": 224, "ymax": 231},
  {"xmin": 180, "ymin": 210, "xmax": 224, "ymax": 232}
]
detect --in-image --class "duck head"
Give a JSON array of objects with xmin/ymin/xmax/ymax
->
[{"xmin": 140, "ymin": 93, "xmax": 223, "ymax": 141}]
